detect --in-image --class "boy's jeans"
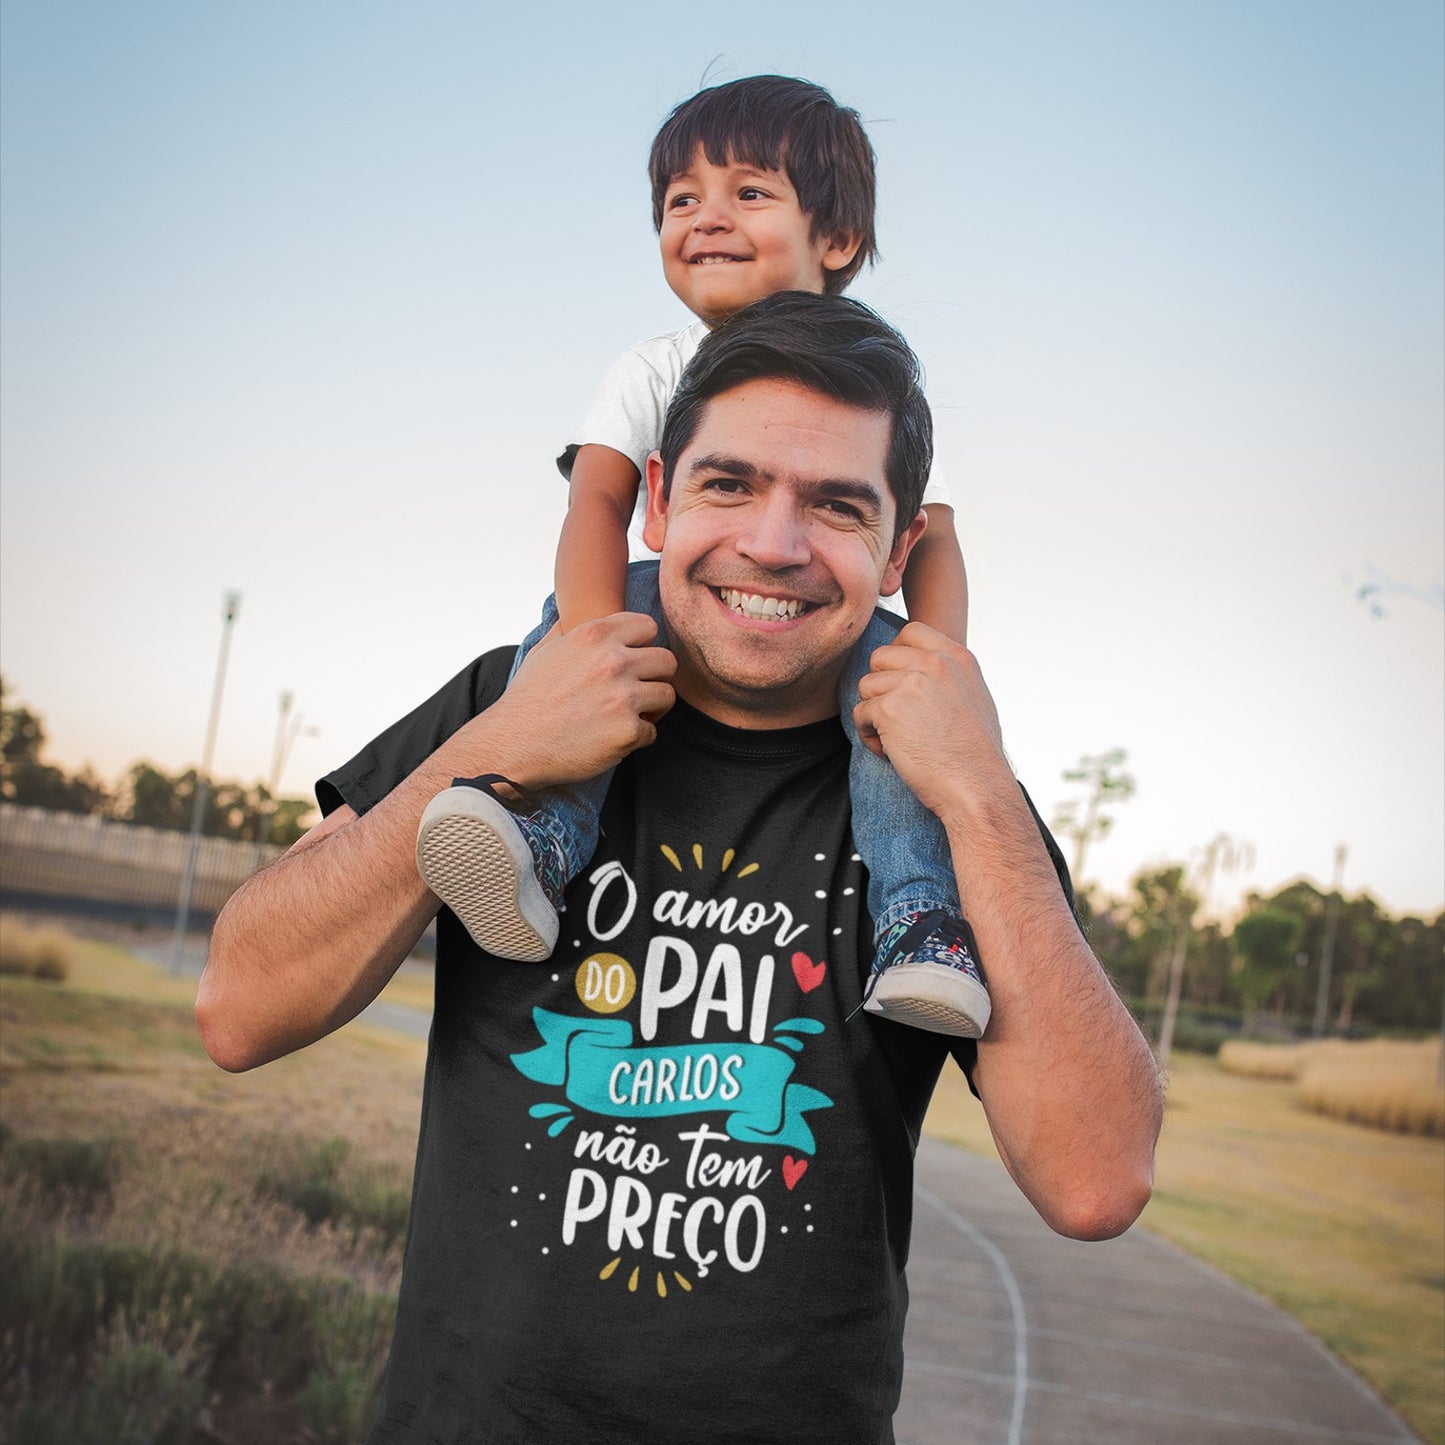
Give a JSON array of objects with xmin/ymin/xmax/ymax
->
[{"xmin": 507, "ymin": 561, "xmax": 960, "ymax": 939}]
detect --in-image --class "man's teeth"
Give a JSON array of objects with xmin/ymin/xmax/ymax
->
[
  {"xmin": 693, "ymin": 255, "xmax": 742, "ymax": 264},
  {"xmin": 721, "ymin": 589, "xmax": 806, "ymax": 620}
]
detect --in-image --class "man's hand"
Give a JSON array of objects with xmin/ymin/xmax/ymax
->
[
  {"xmin": 851, "ymin": 622, "xmax": 1007, "ymax": 819},
  {"xmin": 481, "ymin": 611, "xmax": 676, "ymax": 790}
]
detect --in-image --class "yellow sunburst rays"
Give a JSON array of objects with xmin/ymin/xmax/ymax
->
[
  {"xmin": 659, "ymin": 842, "xmax": 758, "ymax": 878},
  {"xmin": 598, "ymin": 1257, "xmax": 694, "ymax": 1297}
]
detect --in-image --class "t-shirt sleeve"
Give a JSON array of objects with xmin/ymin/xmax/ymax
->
[
  {"xmin": 556, "ymin": 342, "xmax": 675, "ymax": 482},
  {"xmin": 315, "ymin": 646, "xmax": 517, "ymax": 819}
]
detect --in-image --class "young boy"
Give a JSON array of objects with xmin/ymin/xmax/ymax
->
[{"xmin": 416, "ymin": 75, "xmax": 990, "ymax": 1039}]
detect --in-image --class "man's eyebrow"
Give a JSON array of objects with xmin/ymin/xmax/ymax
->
[{"xmin": 686, "ymin": 453, "xmax": 774, "ymax": 482}]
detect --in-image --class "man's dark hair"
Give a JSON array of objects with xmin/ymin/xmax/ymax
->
[
  {"xmin": 659, "ymin": 292, "xmax": 932, "ymax": 533},
  {"xmin": 648, "ymin": 75, "xmax": 878, "ymax": 296}
]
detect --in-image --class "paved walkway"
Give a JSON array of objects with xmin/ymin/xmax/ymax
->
[{"xmin": 898, "ymin": 1138, "xmax": 1422, "ymax": 1445}]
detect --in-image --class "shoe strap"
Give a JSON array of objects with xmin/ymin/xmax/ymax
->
[{"xmin": 450, "ymin": 773, "xmax": 540, "ymax": 814}]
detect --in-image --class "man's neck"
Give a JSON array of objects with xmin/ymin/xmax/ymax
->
[{"xmin": 669, "ymin": 667, "xmax": 844, "ymax": 732}]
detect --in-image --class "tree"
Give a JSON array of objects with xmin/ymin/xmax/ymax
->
[
  {"xmin": 1052, "ymin": 748, "xmax": 1136, "ymax": 885},
  {"xmin": 0, "ymin": 677, "xmax": 112, "ymax": 814},
  {"xmin": 1232, "ymin": 906, "xmax": 1305, "ymax": 1026},
  {"xmin": 1157, "ymin": 834, "xmax": 1252, "ymax": 1067},
  {"xmin": 118, "ymin": 762, "xmax": 312, "ymax": 846}
]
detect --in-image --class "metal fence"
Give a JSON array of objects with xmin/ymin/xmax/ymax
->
[{"xmin": 0, "ymin": 803, "xmax": 283, "ymax": 923}]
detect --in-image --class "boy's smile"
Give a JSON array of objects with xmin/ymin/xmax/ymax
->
[{"xmin": 660, "ymin": 151, "xmax": 860, "ymax": 325}]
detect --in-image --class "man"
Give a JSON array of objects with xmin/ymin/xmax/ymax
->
[{"xmin": 199, "ymin": 293, "xmax": 1162, "ymax": 1444}]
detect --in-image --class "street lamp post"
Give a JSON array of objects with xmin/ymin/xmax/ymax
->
[
  {"xmin": 169, "ymin": 591, "xmax": 241, "ymax": 974},
  {"xmin": 252, "ymin": 690, "xmax": 317, "ymax": 864}
]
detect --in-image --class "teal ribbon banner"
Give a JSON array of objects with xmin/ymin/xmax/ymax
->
[{"xmin": 512, "ymin": 1007, "xmax": 833, "ymax": 1154}]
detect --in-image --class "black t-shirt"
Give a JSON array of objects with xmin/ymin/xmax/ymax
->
[{"xmin": 321, "ymin": 650, "xmax": 1059, "ymax": 1445}]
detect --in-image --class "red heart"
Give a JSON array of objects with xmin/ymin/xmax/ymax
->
[
  {"xmin": 792, "ymin": 951, "xmax": 826, "ymax": 993},
  {"xmin": 782, "ymin": 1155, "xmax": 808, "ymax": 1190}
]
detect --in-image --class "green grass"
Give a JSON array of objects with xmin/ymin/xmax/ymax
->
[{"xmin": 926, "ymin": 1050, "xmax": 1445, "ymax": 1445}]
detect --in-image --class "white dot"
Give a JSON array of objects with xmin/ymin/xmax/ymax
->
[
  {"xmin": 780, "ymin": 1225, "xmax": 789, "ymax": 1234},
  {"xmin": 815, "ymin": 890, "xmax": 826, "ymax": 899},
  {"xmin": 814, "ymin": 853, "xmax": 825, "ymax": 861},
  {"xmin": 511, "ymin": 1185, "xmax": 518, "ymax": 1194},
  {"xmin": 510, "ymin": 1220, "xmax": 518, "ymax": 1228},
  {"xmin": 833, "ymin": 928, "xmax": 842, "ymax": 936},
  {"xmin": 804, "ymin": 1204, "xmax": 812, "ymax": 1211},
  {"xmin": 807, "ymin": 1225, "xmax": 814, "ymax": 1234},
  {"xmin": 843, "ymin": 887, "xmax": 854, "ymax": 896},
  {"xmin": 551, "ymin": 974, "xmax": 559, "ymax": 982},
  {"xmin": 538, "ymin": 1193, "xmax": 547, "ymax": 1201},
  {"xmin": 525, "ymin": 1143, "xmax": 532, "ymax": 1150},
  {"xmin": 851, "ymin": 853, "xmax": 861, "ymax": 862},
  {"xmin": 542, "ymin": 1247, "xmax": 550, "ymax": 1255}
]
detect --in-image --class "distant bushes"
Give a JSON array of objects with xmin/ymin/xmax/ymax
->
[
  {"xmin": 0, "ymin": 919, "xmax": 73, "ymax": 981},
  {"xmin": 1219, "ymin": 1039, "xmax": 1445, "ymax": 1137}
]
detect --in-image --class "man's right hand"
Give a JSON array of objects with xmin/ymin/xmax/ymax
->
[{"xmin": 478, "ymin": 611, "xmax": 676, "ymax": 790}]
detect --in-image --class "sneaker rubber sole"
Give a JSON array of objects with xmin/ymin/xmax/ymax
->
[
  {"xmin": 416, "ymin": 787, "xmax": 558, "ymax": 962},
  {"xmin": 862, "ymin": 960, "xmax": 991, "ymax": 1039}
]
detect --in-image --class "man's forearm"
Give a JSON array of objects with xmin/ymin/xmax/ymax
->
[
  {"xmin": 940, "ymin": 774, "xmax": 1162, "ymax": 1240},
  {"xmin": 198, "ymin": 729, "xmax": 495, "ymax": 1071},
  {"xmin": 198, "ymin": 614, "xmax": 678, "ymax": 1072}
]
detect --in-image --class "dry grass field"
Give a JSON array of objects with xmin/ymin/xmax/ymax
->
[{"xmin": 927, "ymin": 1051, "xmax": 1445, "ymax": 1445}]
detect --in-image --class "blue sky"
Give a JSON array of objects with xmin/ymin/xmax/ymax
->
[{"xmin": 2, "ymin": 0, "xmax": 1442, "ymax": 917}]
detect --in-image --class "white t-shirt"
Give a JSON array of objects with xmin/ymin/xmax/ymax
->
[{"xmin": 559, "ymin": 321, "xmax": 953, "ymax": 563}]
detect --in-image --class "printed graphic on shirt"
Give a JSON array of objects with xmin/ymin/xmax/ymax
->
[{"xmin": 507, "ymin": 837, "xmax": 860, "ymax": 1300}]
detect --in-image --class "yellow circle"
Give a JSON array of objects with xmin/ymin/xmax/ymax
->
[{"xmin": 575, "ymin": 953, "xmax": 636, "ymax": 1014}]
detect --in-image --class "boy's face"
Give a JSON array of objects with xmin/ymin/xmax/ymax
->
[{"xmin": 660, "ymin": 149, "xmax": 860, "ymax": 325}]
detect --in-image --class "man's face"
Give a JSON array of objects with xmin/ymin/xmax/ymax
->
[{"xmin": 642, "ymin": 377, "xmax": 926, "ymax": 728}]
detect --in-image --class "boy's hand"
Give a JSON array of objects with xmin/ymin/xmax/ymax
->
[
  {"xmin": 851, "ymin": 622, "xmax": 1009, "ymax": 820},
  {"xmin": 486, "ymin": 611, "xmax": 675, "ymax": 788}
]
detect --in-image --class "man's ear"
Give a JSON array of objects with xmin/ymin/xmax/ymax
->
[
  {"xmin": 642, "ymin": 451, "xmax": 668, "ymax": 552},
  {"xmin": 822, "ymin": 231, "xmax": 863, "ymax": 275},
  {"xmin": 879, "ymin": 510, "xmax": 929, "ymax": 597}
]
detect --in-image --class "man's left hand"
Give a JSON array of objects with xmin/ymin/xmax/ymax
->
[{"xmin": 851, "ymin": 622, "xmax": 1009, "ymax": 819}]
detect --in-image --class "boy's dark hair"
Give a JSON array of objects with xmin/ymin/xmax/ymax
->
[
  {"xmin": 649, "ymin": 75, "xmax": 878, "ymax": 296},
  {"xmin": 659, "ymin": 292, "xmax": 931, "ymax": 533}
]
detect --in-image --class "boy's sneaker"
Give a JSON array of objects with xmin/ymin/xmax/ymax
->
[
  {"xmin": 415, "ymin": 775, "xmax": 566, "ymax": 962},
  {"xmin": 862, "ymin": 911, "xmax": 991, "ymax": 1039}
]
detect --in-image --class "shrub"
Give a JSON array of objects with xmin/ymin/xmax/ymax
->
[
  {"xmin": 255, "ymin": 1135, "xmax": 410, "ymax": 1247},
  {"xmin": 1218, "ymin": 1038, "xmax": 1445, "ymax": 1137},
  {"xmin": 1297, "ymin": 1040, "xmax": 1444, "ymax": 1138},
  {"xmin": 298, "ymin": 1361, "xmax": 378, "ymax": 1443},
  {"xmin": 0, "ymin": 1133, "xmax": 121, "ymax": 1211},
  {"xmin": 1218, "ymin": 1040, "xmax": 1309, "ymax": 1080},
  {"xmin": 0, "ymin": 1214, "xmax": 396, "ymax": 1436},
  {"xmin": 0, "ymin": 919, "xmax": 73, "ymax": 982}
]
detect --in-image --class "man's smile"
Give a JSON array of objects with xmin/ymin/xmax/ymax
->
[
  {"xmin": 688, "ymin": 252, "xmax": 749, "ymax": 265},
  {"xmin": 716, "ymin": 587, "xmax": 817, "ymax": 622}
]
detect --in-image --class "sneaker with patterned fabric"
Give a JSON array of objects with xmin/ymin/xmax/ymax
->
[
  {"xmin": 861, "ymin": 911, "xmax": 991, "ymax": 1039},
  {"xmin": 415, "ymin": 774, "xmax": 567, "ymax": 962}
]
